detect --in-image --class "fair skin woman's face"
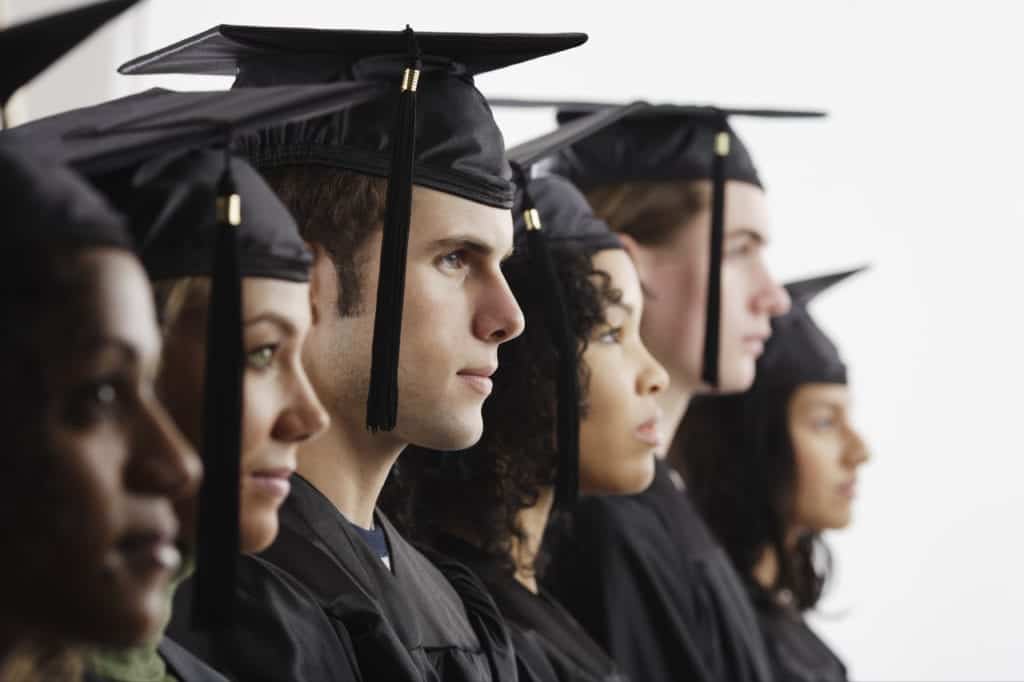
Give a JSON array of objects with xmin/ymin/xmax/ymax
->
[
  {"xmin": 788, "ymin": 383, "xmax": 870, "ymax": 532},
  {"xmin": 2, "ymin": 249, "xmax": 200, "ymax": 647},
  {"xmin": 621, "ymin": 181, "xmax": 791, "ymax": 394},
  {"xmin": 159, "ymin": 277, "xmax": 328, "ymax": 554},
  {"xmin": 578, "ymin": 249, "xmax": 669, "ymax": 495}
]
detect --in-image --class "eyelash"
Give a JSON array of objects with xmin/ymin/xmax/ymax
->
[
  {"xmin": 246, "ymin": 344, "xmax": 279, "ymax": 371},
  {"xmin": 68, "ymin": 377, "xmax": 127, "ymax": 426},
  {"xmin": 726, "ymin": 241, "xmax": 756, "ymax": 258},
  {"xmin": 438, "ymin": 250, "xmax": 469, "ymax": 271}
]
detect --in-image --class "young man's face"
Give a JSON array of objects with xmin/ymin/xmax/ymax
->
[
  {"xmin": 626, "ymin": 180, "xmax": 791, "ymax": 394},
  {"xmin": 304, "ymin": 186, "xmax": 525, "ymax": 450}
]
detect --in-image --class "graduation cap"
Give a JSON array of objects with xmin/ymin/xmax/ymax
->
[
  {"xmin": 0, "ymin": 82, "xmax": 386, "ymax": 631},
  {"xmin": 502, "ymin": 102, "xmax": 644, "ymax": 508},
  {"xmin": 0, "ymin": 0, "xmax": 141, "ymax": 127},
  {"xmin": 755, "ymin": 266, "xmax": 868, "ymax": 392},
  {"xmin": 118, "ymin": 24, "xmax": 589, "ymax": 432},
  {"xmin": 1, "ymin": 145, "xmax": 130, "ymax": 250},
  {"xmin": 491, "ymin": 99, "xmax": 826, "ymax": 390}
]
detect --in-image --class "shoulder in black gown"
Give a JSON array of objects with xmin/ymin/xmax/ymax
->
[
  {"xmin": 750, "ymin": 588, "xmax": 847, "ymax": 682},
  {"xmin": 542, "ymin": 459, "xmax": 774, "ymax": 682},
  {"xmin": 170, "ymin": 473, "xmax": 515, "ymax": 682},
  {"xmin": 430, "ymin": 535, "xmax": 629, "ymax": 682}
]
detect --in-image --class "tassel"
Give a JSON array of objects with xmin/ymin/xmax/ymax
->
[
  {"xmin": 702, "ymin": 125, "xmax": 729, "ymax": 388},
  {"xmin": 516, "ymin": 165, "xmax": 581, "ymax": 508},
  {"xmin": 366, "ymin": 25, "xmax": 421, "ymax": 432},
  {"xmin": 191, "ymin": 145, "xmax": 242, "ymax": 631}
]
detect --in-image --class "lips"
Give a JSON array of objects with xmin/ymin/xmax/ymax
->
[
  {"xmin": 246, "ymin": 466, "xmax": 294, "ymax": 499},
  {"xmin": 838, "ymin": 479, "xmax": 857, "ymax": 500},
  {"xmin": 457, "ymin": 365, "xmax": 497, "ymax": 397},
  {"xmin": 635, "ymin": 415, "xmax": 662, "ymax": 447},
  {"xmin": 743, "ymin": 333, "xmax": 770, "ymax": 356},
  {"xmin": 115, "ymin": 513, "xmax": 181, "ymax": 578}
]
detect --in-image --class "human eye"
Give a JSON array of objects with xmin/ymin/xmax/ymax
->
[
  {"xmin": 595, "ymin": 326, "xmax": 624, "ymax": 345},
  {"xmin": 437, "ymin": 249, "xmax": 469, "ymax": 272},
  {"xmin": 245, "ymin": 344, "xmax": 278, "ymax": 371},
  {"xmin": 67, "ymin": 377, "xmax": 126, "ymax": 426}
]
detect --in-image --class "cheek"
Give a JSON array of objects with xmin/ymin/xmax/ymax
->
[
  {"xmin": 240, "ymin": 374, "xmax": 282, "ymax": 461},
  {"xmin": 158, "ymin": 342, "xmax": 206, "ymax": 449},
  {"xmin": 642, "ymin": 268, "xmax": 705, "ymax": 366},
  {"xmin": 399, "ymin": 267, "xmax": 470, "ymax": 371}
]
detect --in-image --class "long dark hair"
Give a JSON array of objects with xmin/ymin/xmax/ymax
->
[
  {"xmin": 381, "ymin": 245, "xmax": 618, "ymax": 574},
  {"xmin": 673, "ymin": 386, "xmax": 832, "ymax": 611}
]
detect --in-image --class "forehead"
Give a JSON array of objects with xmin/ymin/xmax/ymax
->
[
  {"xmin": 409, "ymin": 186, "xmax": 513, "ymax": 251},
  {"xmin": 723, "ymin": 180, "xmax": 771, "ymax": 237},
  {"xmin": 591, "ymin": 249, "xmax": 642, "ymax": 308},
  {"xmin": 241, "ymin": 278, "xmax": 311, "ymax": 327},
  {"xmin": 791, "ymin": 382, "xmax": 850, "ymax": 409},
  {"xmin": 53, "ymin": 249, "xmax": 162, "ymax": 367}
]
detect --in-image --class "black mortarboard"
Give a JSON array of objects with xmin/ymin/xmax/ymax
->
[
  {"xmin": 492, "ymin": 100, "xmax": 825, "ymax": 390},
  {"xmin": 755, "ymin": 266, "xmax": 868, "ymax": 392},
  {"xmin": 502, "ymin": 103, "xmax": 643, "ymax": 508},
  {"xmin": 0, "ymin": 83, "xmax": 384, "ymax": 631},
  {"xmin": 119, "ymin": 25, "xmax": 588, "ymax": 432},
  {"xmin": 0, "ymin": 0, "xmax": 141, "ymax": 126},
  {"xmin": 1, "ymin": 146, "xmax": 130, "ymax": 250}
]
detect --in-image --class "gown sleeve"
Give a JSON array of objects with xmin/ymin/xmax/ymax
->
[
  {"xmin": 168, "ymin": 554, "xmax": 363, "ymax": 682},
  {"xmin": 542, "ymin": 497, "xmax": 712, "ymax": 682}
]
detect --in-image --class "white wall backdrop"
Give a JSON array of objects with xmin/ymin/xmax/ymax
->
[{"xmin": 11, "ymin": 1, "xmax": 1024, "ymax": 679}]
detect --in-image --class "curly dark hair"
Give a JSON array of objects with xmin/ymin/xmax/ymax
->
[
  {"xmin": 672, "ymin": 387, "xmax": 832, "ymax": 612},
  {"xmin": 380, "ymin": 244, "xmax": 620, "ymax": 575}
]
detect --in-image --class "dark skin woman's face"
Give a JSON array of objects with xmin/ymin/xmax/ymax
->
[{"xmin": 0, "ymin": 249, "xmax": 200, "ymax": 648}]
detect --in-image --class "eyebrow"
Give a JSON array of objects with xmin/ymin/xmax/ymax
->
[
  {"xmin": 243, "ymin": 312, "xmax": 298, "ymax": 336},
  {"xmin": 433, "ymin": 235, "xmax": 514, "ymax": 261}
]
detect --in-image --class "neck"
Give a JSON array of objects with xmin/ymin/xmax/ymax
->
[
  {"xmin": 510, "ymin": 487, "xmax": 555, "ymax": 595},
  {"xmin": 655, "ymin": 380, "xmax": 694, "ymax": 460},
  {"xmin": 752, "ymin": 528, "xmax": 804, "ymax": 590},
  {"xmin": 296, "ymin": 415, "xmax": 405, "ymax": 529}
]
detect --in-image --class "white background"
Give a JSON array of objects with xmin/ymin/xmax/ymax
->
[{"xmin": 7, "ymin": 1, "xmax": 1023, "ymax": 679}]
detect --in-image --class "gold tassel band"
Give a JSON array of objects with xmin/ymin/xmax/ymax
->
[
  {"xmin": 524, "ymin": 208, "xmax": 543, "ymax": 231},
  {"xmin": 715, "ymin": 131, "xmax": 730, "ymax": 157},
  {"xmin": 216, "ymin": 194, "xmax": 241, "ymax": 226},
  {"xmin": 401, "ymin": 68, "xmax": 421, "ymax": 93}
]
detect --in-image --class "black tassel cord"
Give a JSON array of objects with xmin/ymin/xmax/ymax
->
[
  {"xmin": 191, "ymin": 148, "xmax": 243, "ymax": 631},
  {"xmin": 515, "ymin": 166, "xmax": 581, "ymax": 508},
  {"xmin": 366, "ymin": 26, "xmax": 421, "ymax": 432},
  {"xmin": 701, "ymin": 123, "xmax": 729, "ymax": 388}
]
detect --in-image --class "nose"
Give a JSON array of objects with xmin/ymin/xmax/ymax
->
[
  {"xmin": 473, "ymin": 272, "xmax": 526, "ymax": 344},
  {"xmin": 127, "ymin": 394, "xmax": 202, "ymax": 502},
  {"xmin": 271, "ymin": 363, "xmax": 330, "ymax": 443},
  {"xmin": 753, "ymin": 263, "xmax": 791, "ymax": 317},
  {"xmin": 635, "ymin": 339, "xmax": 670, "ymax": 397},
  {"xmin": 842, "ymin": 423, "xmax": 871, "ymax": 468}
]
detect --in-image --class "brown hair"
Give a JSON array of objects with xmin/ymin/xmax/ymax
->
[
  {"xmin": 259, "ymin": 166, "xmax": 388, "ymax": 317},
  {"xmin": 585, "ymin": 179, "xmax": 711, "ymax": 247}
]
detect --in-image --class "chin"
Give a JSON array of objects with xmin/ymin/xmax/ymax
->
[
  {"xmin": 240, "ymin": 515, "xmax": 278, "ymax": 554},
  {"xmin": 404, "ymin": 405, "xmax": 484, "ymax": 451}
]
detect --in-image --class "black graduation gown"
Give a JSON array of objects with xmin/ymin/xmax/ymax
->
[
  {"xmin": 542, "ymin": 459, "xmax": 774, "ymax": 682},
  {"xmin": 432, "ymin": 535, "xmax": 628, "ymax": 682},
  {"xmin": 168, "ymin": 552, "xmax": 363, "ymax": 682},
  {"xmin": 158, "ymin": 639, "xmax": 229, "ymax": 682},
  {"xmin": 173, "ymin": 473, "xmax": 516, "ymax": 682},
  {"xmin": 750, "ymin": 592, "xmax": 847, "ymax": 682}
]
